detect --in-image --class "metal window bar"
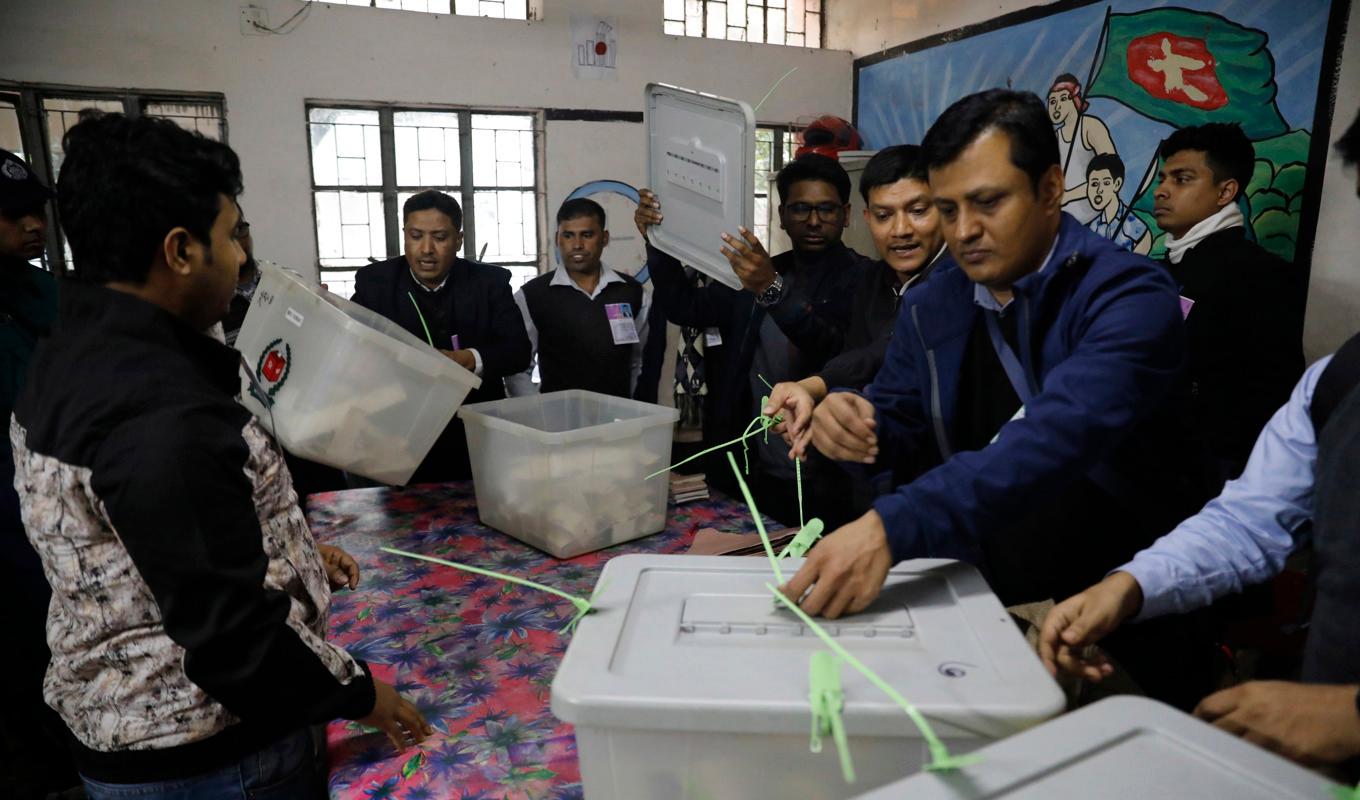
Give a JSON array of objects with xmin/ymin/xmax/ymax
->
[
  {"xmin": 662, "ymin": 0, "xmax": 821, "ymax": 46},
  {"xmin": 308, "ymin": 104, "xmax": 541, "ymax": 292},
  {"xmin": 0, "ymin": 85, "xmax": 224, "ymax": 274},
  {"xmin": 306, "ymin": 0, "xmax": 532, "ymax": 20}
]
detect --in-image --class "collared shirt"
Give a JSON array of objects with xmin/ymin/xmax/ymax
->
[
  {"xmin": 1120, "ymin": 356, "xmax": 1329, "ymax": 621},
  {"xmin": 971, "ymin": 232, "xmax": 1061, "ymax": 312},
  {"xmin": 407, "ymin": 266, "xmax": 483, "ymax": 377},
  {"xmin": 505, "ymin": 264, "xmax": 651, "ymax": 396},
  {"xmin": 1086, "ymin": 202, "xmax": 1149, "ymax": 252}
]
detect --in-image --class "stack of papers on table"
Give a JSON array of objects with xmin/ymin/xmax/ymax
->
[{"xmin": 669, "ymin": 472, "xmax": 709, "ymax": 504}]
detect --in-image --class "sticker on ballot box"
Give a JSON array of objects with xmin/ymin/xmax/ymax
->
[
  {"xmin": 605, "ymin": 303, "xmax": 639, "ymax": 345},
  {"xmin": 284, "ymin": 307, "xmax": 304, "ymax": 328}
]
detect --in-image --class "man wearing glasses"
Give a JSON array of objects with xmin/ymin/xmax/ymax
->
[{"xmin": 636, "ymin": 154, "xmax": 873, "ymax": 525}]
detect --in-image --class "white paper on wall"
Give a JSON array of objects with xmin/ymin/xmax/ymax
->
[{"xmin": 571, "ymin": 14, "xmax": 618, "ymax": 81}]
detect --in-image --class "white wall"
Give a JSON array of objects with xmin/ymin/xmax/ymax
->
[
  {"xmin": 825, "ymin": 0, "xmax": 1360, "ymax": 361},
  {"xmin": 0, "ymin": 0, "xmax": 851, "ymax": 280}
]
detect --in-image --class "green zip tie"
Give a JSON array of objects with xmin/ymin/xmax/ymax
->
[
  {"xmin": 380, "ymin": 547, "xmax": 603, "ymax": 633},
  {"xmin": 406, "ymin": 292, "xmax": 435, "ymax": 347},
  {"xmin": 725, "ymin": 451, "xmax": 783, "ymax": 586},
  {"xmin": 645, "ymin": 406, "xmax": 784, "ymax": 480},
  {"xmin": 778, "ymin": 518, "xmax": 824, "ymax": 560},
  {"xmin": 1333, "ymin": 783, "xmax": 1360, "ymax": 800},
  {"xmin": 767, "ymin": 583, "xmax": 981, "ymax": 773},
  {"xmin": 809, "ymin": 650, "xmax": 856, "ymax": 784}
]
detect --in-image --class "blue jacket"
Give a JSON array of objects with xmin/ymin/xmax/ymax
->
[{"xmin": 865, "ymin": 214, "xmax": 1212, "ymax": 596}]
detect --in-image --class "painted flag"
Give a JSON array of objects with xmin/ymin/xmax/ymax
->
[{"xmin": 1087, "ymin": 8, "xmax": 1288, "ymax": 139}]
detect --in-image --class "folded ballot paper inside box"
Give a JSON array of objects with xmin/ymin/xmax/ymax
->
[
  {"xmin": 850, "ymin": 695, "xmax": 1342, "ymax": 800},
  {"xmin": 459, "ymin": 390, "xmax": 679, "ymax": 558},
  {"xmin": 235, "ymin": 262, "xmax": 480, "ymax": 486},
  {"xmin": 551, "ymin": 555, "xmax": 1065, "ymax": 800}
]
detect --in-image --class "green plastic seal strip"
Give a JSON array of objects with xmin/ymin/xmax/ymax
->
[
  {"xmin": 406, "ymin": 292, "xmax": 435, "ymax": 348},
  {"xmin": 380, "ymin": 547, "xmax": 602, "ymax": 633},
  {"xmin": 1333, "ymin": 783, "xmax": 1360, "ymax": 800},
  {"xmin": 809, "ymin": 650, "xmax": 856, "ymax": 784},
  {"xmin": 645, "ymin": 399, "xmax": 784, "ymax": 480},
  {"xmin": 768, "ymin": 582, "xmax": 982, "ymax": 773},
  {"xmin": 725, "ymin": 451, "xmax": 784, "ymax": 586},
  {"xmin": 778, "ymin": 518, "xmax": 824, "ymax": 560}
]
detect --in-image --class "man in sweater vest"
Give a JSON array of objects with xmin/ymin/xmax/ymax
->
[
  {"xmin": 1040, "ymin": 110, "xmax": 1360, "ymax": 772},
  {"xmin": 506, "ymin": 198, "xmax": 649, "ymax": 398},
  {"xmin": 1154, "ymin": 123, "xmax": 1304, "ymax": 481}
]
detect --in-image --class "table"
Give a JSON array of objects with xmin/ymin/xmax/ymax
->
[{"xmin": 310, "ymin": 481, "xmax": 764, "ymax": 800}]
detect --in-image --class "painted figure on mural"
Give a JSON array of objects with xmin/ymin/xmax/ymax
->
[
  {"xmin": 1084, "ymin": 152, "xmax": 1152, "ymax": 254},
  {"xmin": 1048, "ymin": 73, "xmax": 1117, "ymax": 224}
]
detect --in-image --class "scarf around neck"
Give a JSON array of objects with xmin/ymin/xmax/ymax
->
[{"xmin": 1164, "ymin": 201, "xmax": 1244, "ymax": 264}]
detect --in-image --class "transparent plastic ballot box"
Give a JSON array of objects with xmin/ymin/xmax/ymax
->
[
  {"xmin": 551, "ymin": 555, "xmax": 1065, "ymax": 799},
  {"xmin": 235, "ymin": 261, "xmax": 480, "ymax": 486},
  {"xmin": 851, "ymin": 695, "xmax": 1342, "ymax": 799},
  {"xmin": 645, "ymin": 82, "xmax": 755, "ymax": 291},
  {"xmin": 458, "ymin": 390, "xmax": 678, "ymax": 558}
]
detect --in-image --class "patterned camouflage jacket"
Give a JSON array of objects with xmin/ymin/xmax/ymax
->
[{"xmin": 10, "ymin": 282, "xmax": 374, "ymax": 784}]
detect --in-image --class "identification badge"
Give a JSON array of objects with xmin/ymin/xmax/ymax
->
[
  {"xmin": 1179, "ymin": 295, "xmax": 1195, "ymax": 320},
  {"xmin": 605, "ymin": 303, "xmax": 639, "ymax": 345},
  {"xmin": 704, "ymin": 327, "xmax": 723, "ymax": 347}
]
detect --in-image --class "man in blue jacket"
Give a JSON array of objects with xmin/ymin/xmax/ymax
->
[
  {"xmin": 351, "ymin": 190, "xmax": 530, "ymax": 483},
  {"xmin": 785, "ymin": 89, "xmax": 1215, "ymax": 707}
]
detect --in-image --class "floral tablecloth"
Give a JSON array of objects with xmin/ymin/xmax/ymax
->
[{"xmin": 308, "ymin": 481, "xmax": 763, "ymax": 800}]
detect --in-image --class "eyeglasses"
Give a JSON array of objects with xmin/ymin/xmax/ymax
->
[{"xmin": 784, "ymin": 202, "xmax": 845, "ymax": 222}]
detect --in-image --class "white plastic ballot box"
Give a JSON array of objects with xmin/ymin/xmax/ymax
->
[{"xmin": 552, "ymin": 555, "xmax": 1065, "ymax": 799}]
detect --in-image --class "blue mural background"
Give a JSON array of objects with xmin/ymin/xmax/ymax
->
[{"xmin": 854, "ymin": 0, "xmax": 1346, "ymax": 261}]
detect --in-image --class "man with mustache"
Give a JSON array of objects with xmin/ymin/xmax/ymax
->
[
  {"xmin": 1153, "ymin": 123, "xmax": 1305, "ymax": 480},
  {"xmin": 351, "ymin": 190, "xmax": 530, "ymax": 483},
  {"xmin": 506, "ymin": 197, "xmax": 649, "ymax": 398}
]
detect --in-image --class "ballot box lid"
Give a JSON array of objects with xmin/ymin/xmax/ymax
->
[
  {"xmin": 644, "ymin": 83, "xmax": 755, "ymax": 291},
  {"xmin": 551, "ymin": 554, "xmax": 1064, "ymax": 736},
  {"xmin": 850, "ymin": 695, "xmax": 1343, "ymax": 799}
]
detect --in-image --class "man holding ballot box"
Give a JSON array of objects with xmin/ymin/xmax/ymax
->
[{"xmin": 352, "ymin": 190, "xmax": 530, "ymax": 483}]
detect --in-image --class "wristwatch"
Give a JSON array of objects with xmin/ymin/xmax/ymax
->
[{"xmin": 754, "ymin": 273, "xmax": 785, "ymax": 307}]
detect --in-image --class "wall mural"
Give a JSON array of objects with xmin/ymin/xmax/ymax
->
[{"xmin": 853, "ymin": 0, "xmax": 1351, "ymax": 266}]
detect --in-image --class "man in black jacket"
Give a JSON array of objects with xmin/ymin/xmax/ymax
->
[
  {"xmin": 766, "ymin": 145, "xmax": 946, "ymax": 436},
  {"xmin": 763, "ymin": 146, "xmax": 946, "ymax": 526},
  {"xmin": 1154, "ymin": 123, "xmax": 1305, "ymax": 480},
  {"xmin": 12, "ymin": 111, "xmax": 428, "ymax": 799},
  {"xmin": 351, "ymin": 190, "xmax": 530, "ymax": 483},
  {"xmin": 636, "ymin": 154, "xmax": 873, "ymax": 524}
]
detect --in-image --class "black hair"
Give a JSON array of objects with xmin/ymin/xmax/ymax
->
[
  {"xmin": 921, "ymin": 89, "xmax": 1059, "ymax": 190},
  {"xmin": 1159, "ymin": 123, "xmax": 1254, "ymax": 201},
  {"xmin": 858, "ymin": 145, "xmax": 928, "ymax": 203},
  {"xmin": 1086, "ymin": 152, "xmax": 1126, "ymax": 182},
  {"xmin": 556, "ymin": 197, "xmax": 606, "ymax": 229},
  {"xmin": 776, "ymin": 153, "xmax": 852, "ymax": 205},
  {"xmin": 1336, "ymin": 109, "xmax": 1360, "ymax": 166},
  {"xmin": 403, "ymin": 190, "xmax": 463, "ymax": 229},
  {"xmin": 57, "ymin": 111, "xmax": 242, "ymax": 285}
]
